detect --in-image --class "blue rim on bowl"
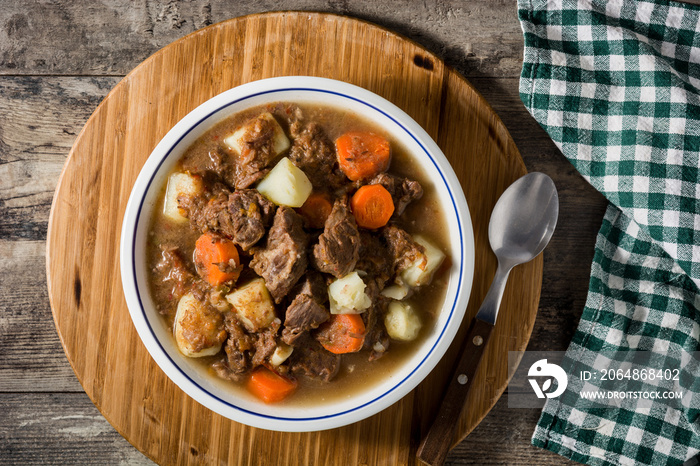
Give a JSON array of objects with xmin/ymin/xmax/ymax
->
[{"xmin": 119, "ymin": 76, "xmax": 474, "ymax": 432}]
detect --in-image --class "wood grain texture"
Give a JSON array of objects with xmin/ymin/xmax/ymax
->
[
  {"xmin": 0, "ymin": 79, "xmax": 591, "ymax": 466},
  {"xmin": 0, "ymin": 0, "xmax": 524, "ymax": 77},
  {"xmin": 0, "ymin": 1, "xmax": 609, "ymax": 464},
  {"xmin": 0, "ymin": 393, "xmax": 152, "ymax": 465},
  {"xmin": 45, "ymin": 11, "xmax": 539, "ymax": 466},
  {"xmin": 0, "ymin": 77, "xmax": 117, "ymax": 240},
  {"xmin": 0, "ymin": 240, "xmax": 82, "ymax": 392},
  {"xmin": 1, "ymin": 392, "xmax": 572, "ymax": 465}
]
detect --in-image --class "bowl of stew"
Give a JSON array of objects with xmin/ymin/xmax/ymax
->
[{"xmin": 120, "ymin": 76, "xmax": 474, "ymax": 432}]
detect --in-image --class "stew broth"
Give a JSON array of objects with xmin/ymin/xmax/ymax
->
[{"xmin": 146, "ymin": 102, "xmax": 450, "ymax": 405}]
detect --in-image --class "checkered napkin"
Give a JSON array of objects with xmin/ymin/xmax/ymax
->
[{"xmin": 518, "ymin": 0, "xmax": 700, "ymax": 464}]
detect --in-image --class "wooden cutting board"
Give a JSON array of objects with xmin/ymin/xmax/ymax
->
[{"xmin": 46, "ymin": 12, "xmax": 541, "ymax": 465}]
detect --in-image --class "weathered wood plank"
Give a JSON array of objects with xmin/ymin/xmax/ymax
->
[
  {"xmin": 448, "ymin": 395, "xmax": 578, "ymax": 465},
  {"xmin": 0, "ymin": 392, "xmax": 154, "ymax": 465},
  {"xmin": 0, "ymin": 240, "xmax": 82, "ymax": 392},
  {"xmin": 0, "ymin": 0, "xmax": 523, "ymax": 77},
  {"xmin": 0, "ymin": 391, "xmax": 572, "ymax": 465},
  {"xmin": 0, "ymin": 76, "xmax": 117, "ymax": 241}
]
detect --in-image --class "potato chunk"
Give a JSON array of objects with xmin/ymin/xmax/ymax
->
[
  {"xmin": 400, "ymin": 235, "xmax": 446, "ymax": 287},
  {"xmin": 163, "ymin": 172, "xmax": 203, "ymax": 223},
  {"xmin": 270, "ymin": 343, "xmax": 294, "ymax": 366},
  {"xmin": 225, "ymin": 278, "xmax": 277, "ymax": 332},
  {"xmin": 328, "ymin": 271, "xmax": 372, "ymax": 315},
  {"xmin": 174, "ymin": 293, "xmax": 226, "ymax": 358},
  {"xmin": 256, "ymin": 157, "xmax": 313, "ymax": 207},
  {"xmin": 381, "ymin": 283, "xmax": 409, "ymax": 300},
  {"xmin": 223, "ymin": 112, "xmax": 290, "ymax": 157},
  {"xmin": 384, "ymin": 301, "xmax": 422, "ymax": 341}
]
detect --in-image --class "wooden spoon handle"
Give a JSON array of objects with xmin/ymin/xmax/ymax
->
[{"xmin": 416, "ymin": 317, "xmax": 495, "ymax": 466}]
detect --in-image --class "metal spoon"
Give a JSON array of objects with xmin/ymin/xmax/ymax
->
[{"xmin": 417, "ymin": 172, "xmax": 559, "ymax": 466}]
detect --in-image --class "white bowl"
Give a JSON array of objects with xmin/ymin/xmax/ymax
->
[{"xmin": 120, "ymin": 76, "xmax": 474, "ymax": 432}]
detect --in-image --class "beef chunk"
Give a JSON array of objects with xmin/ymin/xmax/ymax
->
[
  {"xmin": 292, "ymin": 271, "xmax": 328, "ymax": 304},
  {"xmin": 356, "ymin": 231, "xmax": 393, "ymax": 290},
  {"xmin": 382, "ymin": 225, "xmax": 426, "ymax": 275},
  {"xmin": 212, "ymin": 357, "xmax": 245, "ymax": 382},
  {"xmin": 180, "ymin": 148, "xmax": 237, "ymax": 188},
  {"xmin": 180, "ymin": 113, "xmax": 283, "ymax": 189},
  {"xmin": 250, "ymin": 325, "xmax": 279, "ymax": 367},
  {"xmin": 311, "ymin": 199, "xmax": 361, "ymax": 278},
  {"xmin": 221, "ymin": 314, "xmax": 280, "ymax": 377},
  {"xmin": 154, "ymin": 246, "xmax": 192, "ymax": 299},
  {"xmin": 180, "ymin": 114, "xmax": 279, "ymax": 189},
  {"xmin": 153, "ymin": 245, "xmax": 203, "ymax": 313},
  {"xmin": 362, "ymin": 295, "xmax": 390, "ymax": 361},
  {"xmin": 223, "ymin": 316, "xmax": 252, "ymax": 375},
  {"xmin": 284, "ymin": 293, "xmax": 329, "ymax": 333},
  {"xmin": 250, "ymin": 207, "xmax": 308, "ymax": 302},
  {"xmin": 281, "ymin": 295, "xmax": 329, "ymax": 346},
  {"xmin": 282, "ymin": 273, "xmax": 330, "ymax": 346},
  {"xmin": 281, "ymin": 327, "xmax": 305, "ymax": 347},
  {"xmin": 289, "ymin": 337, "xmax": 341, "ymax": 382},
  {"xmin": 288, "ymin": 122, "xmax": 346, "ymax": 189},
  {"xmin": 228, "ymin": 113, "xmax": 279, "ymax": 189},
  {"xmin": 181, "ymin": 189, "xmax": 275, "ymax": 251},
  {"xmin": 225, "ymin": 190, "xmax": 276, "ymax": 250},
  {"xmin": 370, "ymin": 333, "xmax": 390, "ymax": 361},
  {"xmin": 365, "ymin": 173, "xmax": 423, "ymax": 216},
  {"xmin": 177, "ymin": 190, "xmax": 215, "ymax": 230}
]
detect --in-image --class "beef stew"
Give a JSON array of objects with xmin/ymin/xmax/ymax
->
[{"xmin": 146, "ymin": 102, "xmax": 450, "ymax": 404}]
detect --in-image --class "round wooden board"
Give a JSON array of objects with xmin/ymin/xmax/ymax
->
[{"xmin": 46, "ymin": 12, "xmax": 541, "ymax": 465}]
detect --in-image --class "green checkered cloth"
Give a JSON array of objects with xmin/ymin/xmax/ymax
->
[{"xmin": 519, "ymin": 0, "xmax": 700, "ymax": 464}]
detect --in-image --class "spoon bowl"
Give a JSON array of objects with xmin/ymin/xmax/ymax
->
[{"xmin": 489, "ymin": 172, "xmax": 559, "ymax": 268}]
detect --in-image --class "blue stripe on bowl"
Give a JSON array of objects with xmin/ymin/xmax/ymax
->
[{"xmin": 131, "ymin": 87, "xmax": 464, "ymax": 422}]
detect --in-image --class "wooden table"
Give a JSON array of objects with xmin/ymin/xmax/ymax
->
[{"xmin": 1, "ymin": 1, "xmax": 606, "ymax": 464}]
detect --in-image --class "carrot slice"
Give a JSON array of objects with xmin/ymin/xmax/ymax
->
[
  {"xmin": 194, "ymin": 233, "xmax": 241, "ymax": 286},
  {"xmin": 247, "ymin": 367, "xmax": 298, "ymax": 403},
  {"xmin": 335, "ymin": 132, "xmax": 391, "ymax": 181},
  {"xmin": 350, "ymin": 184, "xmax": 395, "ymax": 229},
  {"xmin": 317, "ymin": 314, "xmax": 366, "ymax": 354},
  {"xmin": 297, "ymin": 192, "xmax": 333, "ymax": 229}
]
